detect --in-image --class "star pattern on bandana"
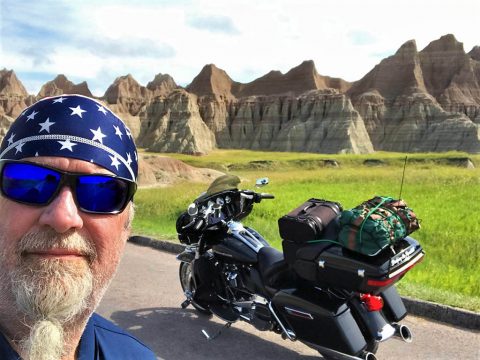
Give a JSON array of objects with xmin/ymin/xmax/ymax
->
[
  {"xmin": 69, "ymin": 105, "xmax": 86, "ymax": 118},
  {"xmin": 58, "ymin": 138, "xmax": 77, "ymax": 152},
  {"xmin": 90, "ymin": 126, "xmax": 107, "ymax": 144},
  {"xmin": 97, "ymin": 105, "xmax": 108, "ymax": 115},
  {"xmin": 53, "ymin": 97, "xmax": 66, "ymax": 104},
  {"xmin": 38, "ymin": 118, "xmax": 55, "ymax": 133},
  {"xmin": 26, "ymin": 110, "xmax": 39, "ymax": 122},
  {"xmin": 15, "ymin": 142, "xmax": 25, "ymax": 154},
  {"xmin": 109, "ymin": 155, "xmax": 121, "ymax": 170},
  {"xmin": 113, "ymin": 125, "xmax": 123, "ymax": 139},
  {"xmin": 0, "ymin": 95, "xmax": 138, "ymax": 182},
  {"xmin": 7, "ymin": 133, "xmax": 15, "ymax": 146}
]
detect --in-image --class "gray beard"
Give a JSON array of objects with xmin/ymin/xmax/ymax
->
[{"xmin": 6, "ymin": 229, "xmax": 97, "ymax": 360}]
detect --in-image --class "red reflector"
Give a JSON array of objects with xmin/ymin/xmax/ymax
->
[
  {"xmin": 366, "ymin": 277, "xmax": 395, "ymax": 287},
  {"xmin": 360, "ymin": 294, "xmax": 384, "ymax": 312},
  {"xmin": 367, "ymin": 261, "xmax": 421, "ymax": 288}
]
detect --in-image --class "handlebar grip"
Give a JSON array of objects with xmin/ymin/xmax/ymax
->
[
  {"xmin": 254, "ymin": 192, "xmax": 275, "ymax": 202},
  {"xmin": 260, "ymin": 193, "xmax": 275, "ymax": 199}
]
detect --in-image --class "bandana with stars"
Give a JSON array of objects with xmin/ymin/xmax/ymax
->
[{"xmin": 0, "ymin": 94, "xmax": 138, "ymax": 182}]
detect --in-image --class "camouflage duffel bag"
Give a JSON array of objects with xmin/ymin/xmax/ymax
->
[{"xmin": 338, "ymin": 196, "xmax": 420, "ymax": 256}]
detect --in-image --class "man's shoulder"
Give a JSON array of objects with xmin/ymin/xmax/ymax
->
[{"xmin": 90, "ymin": 313, "xmax": 156, "ymax": 359}]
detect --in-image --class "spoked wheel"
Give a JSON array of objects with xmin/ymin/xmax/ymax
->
[{"xmin": 179, "ymin": 262, "xmax": 212, "ymax": 315}]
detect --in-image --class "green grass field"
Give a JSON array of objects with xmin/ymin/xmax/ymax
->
[{"xmin": 133, "ymin": 150, "xmax": 480, "ymax": 312}]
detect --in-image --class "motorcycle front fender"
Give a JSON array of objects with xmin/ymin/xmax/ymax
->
[{"xmin": 176, "ymin": 247, "xmax": 195, "ymax": 263}]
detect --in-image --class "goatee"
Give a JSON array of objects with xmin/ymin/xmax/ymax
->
[{"xmin": 10, "ymin": 229, "xmax": 96, "ymax": 360}]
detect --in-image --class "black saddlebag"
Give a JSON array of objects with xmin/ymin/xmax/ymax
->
[
  {"xmin": 293, "ymin": 236, "xmax": 424, "ymax": 294},
  {"xmin": 279, "ymin": 199, "xmax": 342, "ymax": 266},
  {"xmin": 272, "ymin": 288, "xmax": 367, "ymax": 355}
]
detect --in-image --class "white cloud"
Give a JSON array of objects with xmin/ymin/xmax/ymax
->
[{"xmin": 1, "ymin": 0, "xmax": 479, "ymax": 95}]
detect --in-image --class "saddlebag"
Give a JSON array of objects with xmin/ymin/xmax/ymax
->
[
  {"xmin": 293, "ymin": 236, "xmax": 424, "ymax": 294},
  {"xmin": 272, "ymin": 288, "xmax": 367, "ymax": 355}
]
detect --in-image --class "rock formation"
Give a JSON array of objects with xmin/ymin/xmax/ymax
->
[
  {"xmin": 219, "ymin": 90, "xmax": 373, "ymax": 153},
  {"xmin": 0, "ymin": 69, "xmax": 36, "ymax": 144},
  {"xmin": 103, "ymin": 74, "xmax": 152, "ymax": 138},
  {"xmin": 348, "ymin": 34, "xmax": 480, "ymax": 153},
  {"xmin": 137, "ymin": 89, "xmax": 216, "ymax": 154},
  {"xmin": 146, "ymin": 73, "xmax": 178, "ymax": 97},
  {"xmin": 235, "ymin": 60, "xmax": 351, "ymax": 97},
  {"xmin": 2, "ymin": 34, "xmax": 480, "ymax": 154},
  {"xmin": 0, "ymin": 69, "xmax": 33, "ymax": 119},
  {"xmin": 37, "ymin": 74, "xmax": 93, "ymax": 98}
]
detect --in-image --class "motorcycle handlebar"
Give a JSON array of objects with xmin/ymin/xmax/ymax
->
[
  {"xmin": 254, "ymin": 192, "xmax": 275, "ymax": 202},
  {"xmin": 182, "ymin": 217, "xmax": 205, "ymax": 231}
]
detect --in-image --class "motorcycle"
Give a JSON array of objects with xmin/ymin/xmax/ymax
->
[{"xmin": 176, "ymin": 175, "xmax": 424, "ymax": 360}]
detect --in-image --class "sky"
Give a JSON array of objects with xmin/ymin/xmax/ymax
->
[{"xmin": 0, "ymin": 0, "xmax": 478, "ymax": 96}]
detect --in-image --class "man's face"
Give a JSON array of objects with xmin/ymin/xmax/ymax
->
[{"xmin": 0, "ymin": 156, "xmax": 132, "ymax": 321}]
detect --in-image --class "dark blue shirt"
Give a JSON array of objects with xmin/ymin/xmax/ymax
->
[{"xmin": 0, "ymin": 313, "xmax": 156, "ymax": 360}]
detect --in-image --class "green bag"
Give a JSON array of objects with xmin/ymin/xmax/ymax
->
[{"xmin": 338, "ymin": 196, "xmax": 420, "ymax": 256}]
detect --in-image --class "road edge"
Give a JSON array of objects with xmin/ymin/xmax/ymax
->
[{"xmin": 128, "ymin": 235, "xmax": 480, "ymax": 331}]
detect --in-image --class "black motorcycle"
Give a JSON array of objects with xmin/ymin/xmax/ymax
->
[{"xmin": 176, "ymin": 175, "xmax": 424, "ymax": 360}]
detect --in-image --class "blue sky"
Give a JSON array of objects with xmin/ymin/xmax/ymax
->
[{"xmin": 0, "ymin": 0, "xmax": 478, "ymax": 96}]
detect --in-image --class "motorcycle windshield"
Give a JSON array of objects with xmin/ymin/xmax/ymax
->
[{"xmin": 204, "ymin": 174, "xmax": 241, "ymax": 196}]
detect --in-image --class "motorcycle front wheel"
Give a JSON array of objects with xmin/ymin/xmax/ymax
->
[{"xmin": 179, "ymin": 261, "xmax": 212, "ymax": 315}]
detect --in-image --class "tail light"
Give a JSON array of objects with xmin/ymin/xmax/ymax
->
[
  {"xmin": 360, "ymin": 293, "xmax": 384, "ymax": 311},
  {"xmin": 366, "ymin": 253, "xmax": 424, "ymax": 289}
]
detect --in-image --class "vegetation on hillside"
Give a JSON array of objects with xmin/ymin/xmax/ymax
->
[{"xmin": 133, "ymin": 150, "xmax": 480, "ymax": 311}]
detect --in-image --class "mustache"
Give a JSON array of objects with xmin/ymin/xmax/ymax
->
[{"xmin": 17, "ymin": 229, "xmax": 97, "ymax": 263}]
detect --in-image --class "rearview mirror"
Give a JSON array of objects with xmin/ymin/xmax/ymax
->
[{"xmin": 255, "ymin": 177, "xmax": 269, "ymax": 187}]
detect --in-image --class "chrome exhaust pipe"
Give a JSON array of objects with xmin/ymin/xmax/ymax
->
[
  {"xmin": 363, "ymin": 352, "xmax": 378, "ymax": 360},
  {"xmin": 393, "ymin": 323, "xmax": 413, "ymax": 343}
]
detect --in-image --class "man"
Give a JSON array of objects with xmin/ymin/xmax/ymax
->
[{"xmin": 0, "ymin": 95, "xmax": 156, "ymax": 360}]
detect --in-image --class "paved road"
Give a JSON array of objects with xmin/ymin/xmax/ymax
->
[{"xmin": 97, "ymin": 243, "xmax": 480, "ymax": 360}]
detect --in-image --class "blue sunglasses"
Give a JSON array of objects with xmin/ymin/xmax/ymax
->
[{"xmin": 0, "ymin": 160, "xmax": 137, "ymax": 214}]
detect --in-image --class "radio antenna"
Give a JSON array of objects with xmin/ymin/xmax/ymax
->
[{"xmin": 398, "ymin": 156, "xmax": 408, "ymax": 199}]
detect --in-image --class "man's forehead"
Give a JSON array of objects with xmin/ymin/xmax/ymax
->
[{"xmin": 25, "ymin": 156, "xmax": 114, "ymax": 175}]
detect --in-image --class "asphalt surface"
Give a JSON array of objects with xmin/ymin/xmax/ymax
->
[{"xmin": 96, "ymin": 242, "xmax": 480, "ymax": 360}]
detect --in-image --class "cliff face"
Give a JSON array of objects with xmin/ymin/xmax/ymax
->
[
  {"xmin": 348, "ymin": 34, "xmax": 480, "ymax": 152},
  {"xmin": 137, "ymin": 89, "xmax": 216, "ymax": 154},
  {"xmin": 2, "ymin": 34, "xmax": 480, "ymax": 155},
  {"xmin": 0, "ymin": 69, "xmax": 33, "ymax": 119},
  {"xmin": 215, "ymin": 90, "xmax": 372, "ymax": 153},
  {"xmin": 37, "ymin": 74, "xmax": 93, "ymax": 98}
]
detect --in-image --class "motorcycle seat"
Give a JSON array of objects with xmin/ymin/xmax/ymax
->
[{"xmin": 257, "ymin": 247, "xmax": 289, "ymax": 295}]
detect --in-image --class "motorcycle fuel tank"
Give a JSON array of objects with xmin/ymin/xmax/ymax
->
[{"xmin": 212, "ymin": 223, "xmax": 269, "ymax": 263}]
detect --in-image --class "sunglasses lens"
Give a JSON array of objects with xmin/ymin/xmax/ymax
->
[
  {"xmin": 1, "ymin": 163, "xmax": 61, "ymax": 204},
  {"xmin": 76, "ymin": 175, "xmax": 130, "ymax": 213}
]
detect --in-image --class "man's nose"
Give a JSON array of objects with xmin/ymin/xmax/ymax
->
[{"xmin": 38, "ymin": 186, "xmax": 83, "ymax": 233}]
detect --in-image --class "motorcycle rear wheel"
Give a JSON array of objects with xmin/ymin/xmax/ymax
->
[{"xmin": 179, "ymin": 262, "xmax": 212, "ymax": 315}]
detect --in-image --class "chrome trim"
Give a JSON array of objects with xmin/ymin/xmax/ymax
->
[
  {"xmin": 228, "ymin": 221, "xmax": 265, "ymax": 252},
  {"xmin": 284, "ymin": 306, "xmax": 314, "ymax": 320},
  {"xmin": 376, "ymin": 323, "xmax": 396, "ymax": 342},
  {"xmin": 358, "ymin": 269, "xmax": 365, "ymax": 277},
  {"xmin": 303, "ymin": 340, "xmax": 366, "ymax": 360},
  {"xmin": 268, "ymin": 302, "xmax": 296, "ymax": 341},
  {"xmin": 389, "ymin": 252, "xmax": 424, "ymax": 278},
  {"xmin": 318, "ymin": 260, "xmax": 325, "ymax": 268}
]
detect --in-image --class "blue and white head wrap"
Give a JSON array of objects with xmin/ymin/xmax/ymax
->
[{"xmin": 0, "ymin": 94, "xmax": 138, "ymax": 182}]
